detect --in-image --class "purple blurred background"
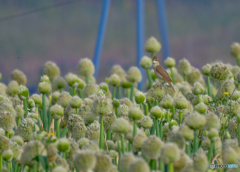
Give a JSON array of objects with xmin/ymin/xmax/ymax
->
[{"xmin": 0, "ymin": 0, "xmax": 240, "ymax": 93}]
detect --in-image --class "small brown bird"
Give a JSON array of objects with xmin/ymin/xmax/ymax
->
[{"xmin": 152, "ymin": 56, "xmax": 175, "ymax": 92}]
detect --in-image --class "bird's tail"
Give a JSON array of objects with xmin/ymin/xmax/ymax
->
[{"xmin": 169, "ymin": 82, "xmax": 175, "ymax": 92}]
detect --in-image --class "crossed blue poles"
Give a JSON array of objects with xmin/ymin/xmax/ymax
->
[{"xmin": 93, "ymin": 0, "xmax": 170, "ymax": 87}]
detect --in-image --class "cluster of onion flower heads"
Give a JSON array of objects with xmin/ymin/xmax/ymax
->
[{"xmin": 0, "ymin": 39, "xmax": 240, "ymax": 172}]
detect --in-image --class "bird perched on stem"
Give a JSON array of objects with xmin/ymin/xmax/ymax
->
[{"xmin": 152, "ymin": 56, "xmax": 175, "ymax": 92}]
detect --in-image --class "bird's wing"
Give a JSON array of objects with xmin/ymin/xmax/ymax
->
[{"xmin": 156, "ymin": 65, "xmax": 172, "ymax": 82}]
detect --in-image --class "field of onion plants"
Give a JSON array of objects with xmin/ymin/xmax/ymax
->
[{"xmin": 0, "ymin": 37, "xmax": 240, "ymax": 172}]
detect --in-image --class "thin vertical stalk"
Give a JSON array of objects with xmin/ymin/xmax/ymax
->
[
  {"xmin": 186, "ymin": 141, "xmax": 191, "ymax": 157},
  {"xmin": 118, "ymin": 141, "xmax": 121, "ymax": 159},
  {"xmin": 78, "ymin": 89, "xmax": 83, "ymax": 99},
  {"xmin": 164, "ymin": 164, "xmax": 169, "ymax": 172},
  {"xmin": 159, "ymin": 121, "xmax": 163, "ymax": 139},
  {"xmin": 194, "ymin": 130, "xmax": 198, "ymax": 155},
  {"xmin": 16, "ymin": 117, "xmax": 21, "ymax": 127},
  {"xmin": 107, "ymin": 130, "xmax": 111, "ymax": 140},
  {"xmin": 56, "ymin": 119, "xmax": 60, "ymax": 138},
  {"xmin": 170, "ymin": 68, "xmax": 175, "ymax": 85},
  {"xmin": 146, "ymin": 68, "xmax": 153, "ymax": 88},
  {"xmin": 112, "ymin": 86, "xmax": 116, "ymax": 100},
  {"xmin": 207, "ymin": 76, "xmax": 212, "ymax": 98},
  {"xmin": 5, "ymin": 131, "xmax": 9, "ymax": 138},
  {"xmin": 154, "ymin": 119, "xmax": 160, "ymax": 138},
  {"xmin": 179, "ymin": 111, "xmax": 183, "ymax": 126},
  {"xmin": 166, "ymin": 110, "xmax": 170, "ymax": 123},
  {"xmin": 238, "ymin": 123, "xmax": 240, "ymax": 147},
  {"xmin": 169, "ymin": 162, "xmax": 174, "ymax": 172},
  {"xmin": 158, "ymin": 160, "xmax": 163, "ymax": 171},
  {"xmin": 140, "ymin": 104, "xmax": 143, "ymax": 110},
  {"xmin": 150, "ymin": 159, "xmax": 156, "ymax": 170},
  {"xmin": 99, "ymin": 117, "xmax": 104, "ymax": 149},
  {"xmin": 128, "ymin": 142, "xmax": 132, "ymax": 152},
  {"xmin": 23, "ymin": 99, "xmax": 28, "ymax": 118},
  {"xmin": 0, "ymin": 153, "xmax": 2, "ymax": 171},
  {"xmin": 33, "ymin": 163, "xmax": 37, "ymax": 172},
  {"xmin": 198, "ymin": 94, "xmax": 201, "ymax": 103},
  {"xmin": 117, "ymin": 86, "xmax": 122, "ymax": 99},
  {"xmin": 7, "ymin": 162, "xmax": 11, "ymax": 172},
  {"xmin": 144, "ymin": 104, "xmax": 148, "ymax": 116},
  {"xmin": 150, "ymin": 120, "xmax": 156, "ymax": 135},
  {"xmin": 130, "ymin": 84, "xmax": 135, "ymax": 102},
  {"xmin": 238, "ymin": 59, "xmax": 240, "ymax": 67},
  {"xmin": 72, "ymin": 87, "xmax": 76, "ymax": 96},
  {"xmin": 208, "ymin": 141, "xmax": 214, "ymax": 163},
  {"xmin": 133, "ymin": 121, "xmax": 137, "ymax": 138},
  {"xmin": 184, "ymin": 74, "xmax": 187, "ymax": 82},
  {"xmin": 126, "ymin": 88, "xmax": 130, "ymax": 99},
  {"xmin": 42, "ymin": 94, "xmax": 47, "ymax": 131},
  {"xmin": 86, "ymin": 76, "xmax": 89, "ymax": 84},
  {"xmin": 121, "ymin": 135, "xmax": 125, "ymax": 154},
  {"xmin": 115, "ymin": 108, "xmax": 118, "ymax": 118}
]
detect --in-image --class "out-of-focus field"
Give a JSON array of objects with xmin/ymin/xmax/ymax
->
[{"xmin": 0, "ymin": 0, "xmax": 240, "ymax": 92}]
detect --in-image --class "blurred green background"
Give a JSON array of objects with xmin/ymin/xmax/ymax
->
[{"xmin": 0, "ymin": 0, "xmax": 240, "ymax": 92}]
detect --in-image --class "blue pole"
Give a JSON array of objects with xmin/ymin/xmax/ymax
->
[
  {"xmin": 93, "ymin": 0, "xmax": 111, "ymax": 78},
  {"xmin": 137, "ymin": 0, "xmax": 145, "ymax": 90},
  {"xmin": 156, "ymin": 0, "xmax": 170, "ymax": 60}
]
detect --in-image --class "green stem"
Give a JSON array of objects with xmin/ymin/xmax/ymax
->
[
  {"xmin": 62, "ymin": 152, "xmax": 66, "ymax": 159},
  {"xmin": 76, "ymin": 108, "xmax": 78, "ymax": 115},
  {"xmin": 151, "ymin": 53, "xmax": 154, "ymax": 59},
  {"xmin": 115, "ymin": 108, "xmax": 118, "ymax": 118},
  {"xmin": 16, "ymin": 117, "xmax": 21, "ymax": 127},
  {"xmin": 184, "ymin": 74, "xmax": 187, "ymax": 82},
  {"xmin": 33, "ymin": 163, "xmax": 37, "ymax": 172},
  {"xmin": 164, "ymin": 164, "xmax": 169, "ymax": 172},
  {"xmin": 5, "ymin": 131, "xmax": 9, "ymax": 138},
  {"xmin": 172, "ymin": 107, "xmax": 176, "ymax": 117},
  {"xmin": 169, "ymin": 162, "xmax": 174, "ymax": 172},
  {"xmin": 213, "ymin": 81, "xmax": 217, "ymax": 89},
  {"xmin": 72, "ymin": 87, "xmax": 76, "ymax": 96},
  {"xmin": 198, "ymin": 94, "xmax": 201, "ymax": 103},
  {"xmin": 30, "ymin": 107, "xmax": 33, "ymax": 112},
  {"xmin": 126, "ymin": 88, "xmax": 130, "ymax": 99},
  {"xmin": 186, "ymin": 141, "xmax": 191, "ymax": 157},
  {"xmin": 117, "ymin": 86, "xmax": 122, "ymax": 99},
  {"xmin": 144, "ymin": 104, "xmax": 148, "ymax": 116},
  {"xmin": 238, "ymin": 123, "xmax": 240, "ymax": 147},
  {"xmin": 128, "ymin": 142, "xmax": 132, "ymax": 152},
  {"xmin": 112, "ymin": 86, "xmax": 116, "ymax": 100},
  {"xmin": 208, "ymin": 141, "xmax": 214, "ymax": 163},
  {"xmin": 140, "ymin": 104, "xmax": 143, "ymax": 110},
  {"xmin": 238, "ymin": 59, "xmax": 240, "ymax": 67},
  {"xmin": 179, "ymin": 111, "xmax": 183, "ymax": 126},
  {"xmin": 158, "ymin": 160, "xmax": 163, "ymax": 171},
  {"xmin": 207, "ymin": 76, "xmax": 212, "ymax": 98},
  {"xmin": 99, "ymin": 117, "xmax": 104, "ymax": 149},
  {"xmin": 107, "ymin": 130, "xmax": 111, "ymax": 140},
  {"xmin": 78, "ymin": 89, "xmax": 83, "ymax": 99},
  {"xmin": 194, "ymin": 130, "xmax": 198, "ymax": 155},
  {"xmin": 133, "ymin": 121, "xmax": 137, "ymax": 138},
  {"xmin": 121, "ymin": 135, "xmax": 125, "ymax": 154},
  {"xmin": 166, "ymin": 110, "xmax": 170, "ymax": 123},
  {"xmin": 7, "ymin": 162, "xmax": 11, "ymax": 172},
  {"xmin": 150, "ymin": 159, "xmax": 156, "ymax": 170},
  {"xmin": 86, "ymin": 76, "xmax": 89, "ymax": 84},
  {"xmin": 154, "ymin": 119, "xmax": 160, "ymax": 138},
  {"xmin": 146, "ymin": 68, "xmax": 153, "ymax": 88},
  {"xmin": 42, "ymin": 94, "xmax": 47, "ymax": 131},
  {"xmin": 47, "ymin": 99, "xmax": 52, "ymax": 132},
  {"xmin": 23, "ymin": 99, "xmax": 28, "ymax": 118},
  {"xmin": 0, "ymin": 153, "xmax": 2, "ymax": 171},
  {"xmin": 150, "ymin": 120, "xmax": 156, "ymax": 135},
  {"xmin": 170, "ymin": 68, "xmax": 175, "ymax": 85},
  {"xmin": 130, "ymin": 84, "xmax": 135, "ymax": 102},
  {"xmin": 60, "ymin": 124, "xmax": 68, "ymax": 138},
  {"xmin": 118, "ymin": 141, "xmax": 121, "ymax": 159},
  {"xmin": 56, "ymin": 119, "xmax": 60, "ymax": 138},
  {"xmin": 159, "ymin": 121, "xmax": 163, "ymax": 139}
]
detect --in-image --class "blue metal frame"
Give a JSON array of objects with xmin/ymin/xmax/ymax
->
[
  {"xmin": 137, "ymin": 0, "xmax": 145, "ymax": 90},
  {"xmin": 93, "ymin": 0, "xmax": 111, "ymax": 78},
  {"xmin": 156, "ymin": 0, "xmax": 170, "ymax": 60}
]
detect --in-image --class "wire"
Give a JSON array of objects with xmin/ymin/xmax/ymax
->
[{"xmin": 0, "ymin": 0, "xmax": 78, "ymax": 22}]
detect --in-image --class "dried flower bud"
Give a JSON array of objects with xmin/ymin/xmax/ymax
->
[
  {"xmin": 126, "ymin": 66, "xmax": 142, "ymax": 83},
  {"xmin": 231, "ymin": 42, "xmax": 240, "ymax": 59},
  {"xmin": 201, "ymin": 64, "xmax": 212, "ymax": 76},
  {"xmin": 57, "ymin": 91, "xmax": 72, "ymax": 108},
  {"xmin": 164, "ymin": 57, "xmax": 176, "ymax": 68},
  {"xmin": 50, "ymin": 104, "xmax": 64, "ymax": 120},
  {"xmin": 135, "ymin": 91, "xmax": 146, "ymax": 104},
  {"xmin": 187, "ymin": 67, "xmax": 202, "ymax": 85},
  {"xmin": 58, "ymin": 138, "xmax": 70, "ymax": 152},
  {"xmin": 65, "ymin": 73, "xmax": 80, "ymax": 87},
  {"xmin": 185, "ymin": 111, "xmax": 206, "ymax": 130},
  {"xmin": 140, "ymin": 116, "xmax": 153, "ymax": 129},
  {"xmin": 195, "ymin": 102, "xmax": 207, "ymax": 114},
  {"xmin": 103, "ymin": 112, "xmax": 116, "ymax": 131},
  {"xmin": 193, "ymin": 148, "xmax": 208, "ymax": 171},
  {"xmin": 160, "ymin": 94, "xmax": 174, "ymax": 109},
  {"xmin": 142, "ymin": 135, "xmax": 163, "ymax": 159},
  {"xmin": 82, "ymin": 140, "xmax": 99, "ymax": 152},
  {"xmin": 150, "ymin": 106, "xmax": 164, "ymax": 119},
  {"xmin": 7, "ymin": 80, "xmax": 19, "ymax": 96},
  {"xmin": 203, "ymin": 112, "xmax": 221, "ymax": 131},
  {"xmin": 178, "ymin": 58, "xmax": 192, "ymax": 76},
  {"xmin": 174, "ymin": 95, "xmax": 188, "ymax": 109},
  {"xmin": 210, "ymin": 62, "xmax": 230, "ymax": 82},
  {"xmin": 112, "ymin": 99, "xmax": 120, "ymax": 108},
  {"xmin": 74, "ymin": 150, "xmax": 96, "ymax": 171},
  {"xmin": 38, "ymin": 81, "xmax": 51, "ymax": 94},
  {"xmin": 192, "ymin": 82, "xmax": 205, "ymax": 95},
  {"xmin": 91, "ymin": 96, "xmax": 112, "ymax": 116},
  {"xmin": 0, "ymin": 134, "xmax": 10, "ymax": 152},
  {"xmin": 145, "ymin": 36, "xmax": 161, "ymax": 53},
  {"xmin": 3, "ymin": 149, "xmax": 13, "ymax": 161},
  {"xmin": 128, "ymin": 107, "xmax": 143, "ymax": 121},
  {"xmin": 140, "ymin": 56, "xmax": 152, "ymax": 69},
  {"xmin": 85, "ymin": 121, "xmax": 100, "ymax": 143},
  {"xmin": 18, "ymin": 85, "xmax": 29, "ymax": 100},
  {"xmin": 161, "ymin": 142, "xmax": 180, "ymax": 163},
  {"xmin": 43, "ymin": 61, "xmax": 60, "ymax": 81},
  {"xmin": 119, "ymin": 153, "xmax": 135, "ymax": 172},
  {"xmin": 208, "ymin": 128, "xmax": 219, "ymax": 141},
  {"xmin": 82, "ymin": 83, "xmax": 100, "ymax": 98},
  {"xmin": 128, "ymin": 157, "xmax": 150, "ymax": 172},
  {"xmin": 111, "ymin": 117, "xmax": 131, "ymax": 134},
  {"xmin": 11, "ymin": 69, "xmax": 27, "ymax": 85},
  {"xmin": 108, "ymin": 74, "xmax": 121, "ymax": 86},
  {"xmin": 78, "ymin": 58, "xmax": 95, "ymax": 77},
  {"xmin": 16, "ymin": 118, "xmax": 36, "ymax": 141},
  {"xmin": 52, "ymin": 76, "xmax": 67, "ymax": 90},
  {"xmin": 179, "ymin": 124, "xmax": 194, "ymax": 141}
]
